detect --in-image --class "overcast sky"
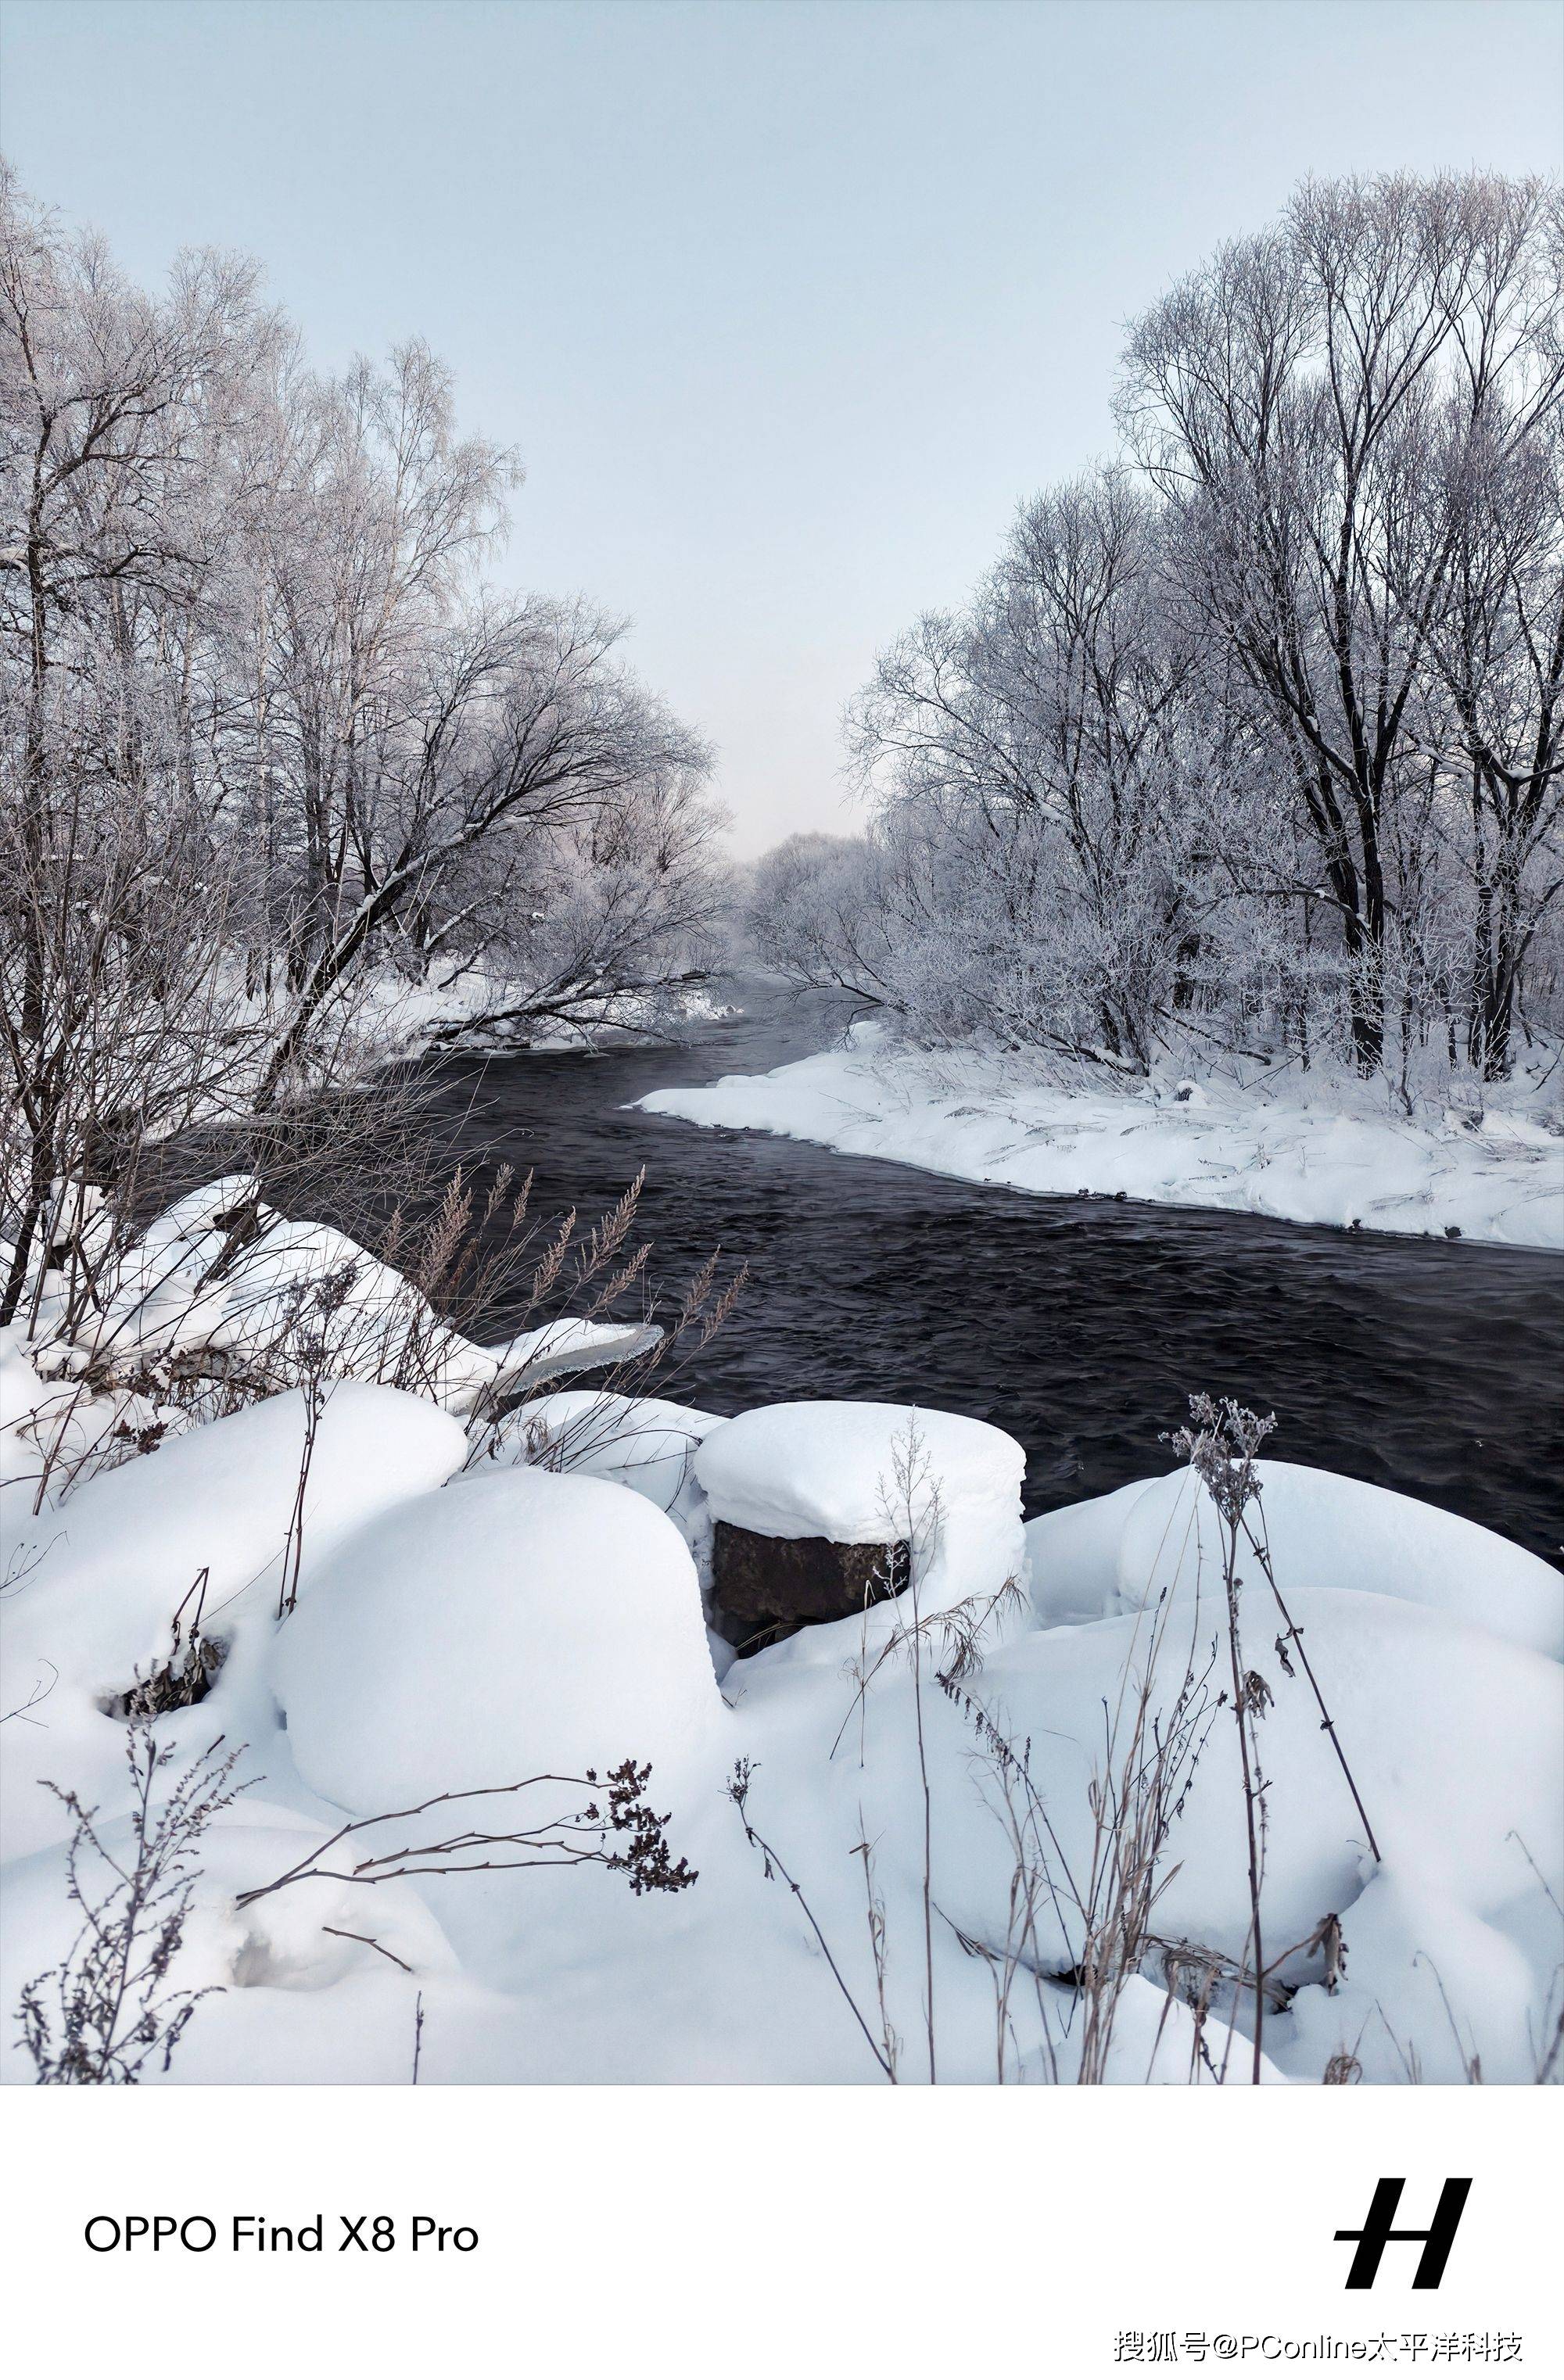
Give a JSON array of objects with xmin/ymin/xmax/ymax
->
[{"xmin": 2, "ymin": 0, "xmax": 1560, "ymax": 851}]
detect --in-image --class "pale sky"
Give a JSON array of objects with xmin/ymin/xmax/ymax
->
[{"xmin": 2, "ymin": 0, "xmax": 1560, "ymax": 852}]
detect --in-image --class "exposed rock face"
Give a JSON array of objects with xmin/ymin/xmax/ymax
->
[{"xmin": 712, "ymin": 1519, "xmax": 909, "ymax": 1643}]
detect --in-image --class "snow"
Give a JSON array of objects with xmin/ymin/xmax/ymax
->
[
  {"xmin": 1025, "ymin": 1457, "xmax": 1563, "ymax": 1660},
  {"xmin": 482, "ymin": 1389, "xmax": 725, "ymax": 1503},
  {"xmin": 1110, "ymin": 1459, "xmax": 1564, "ymax": 1661},
  {"xmin": 977, "ymin": 1588, "xmax": 1562, "ymax": 1954},
  {"xmin": 0, "ymin": 1803, "xmax": 472, "ymax": 2088},
  {"xmin": 272, "ymin": 1464, "xmax": 723, "ymax": 1812},
  {"xmin": 470, "ymin": 1317, "xmax": 665, "ymax": 1408},
  {"xmin": 1053, "ymin": 1973, "xmax": 1289, "ymax": 2086},
  {"xmin": 3, "ymin": 1183, "xmax": 1559, "ymax": 2087},
  {"xmin": 694, "ymin": 1399, "xmax": 1024, "ymax": 1543},
  {"xmin": 21, "ymin": 1170, "xmax": 494, "ymax": 1396},
  {"xmin": 480, "ymin": 1389, "xmax": 726, "ymax": 1568},
  {"xmin": 709, "ymin": 1569, "xmax": 1559, "ymax": 2074},
  {"xmin": 1023, "ymin": 1478, "xmax": 1152, "ymax": 1626},
  {"xmin": 5, "ymin": 1384, "xmax": 468, "ymax": 1690},
  {"xmin": 0, "ymin": 1327, "xmax": 147, "ymax": 1534},
  {"xmin": 1, "ymin": 1169, "xmax": 665, "ymax": 1582},
  {"xmin": 0, "ymin": 1384, "xmax": 468, "ymax": 1862},
  {"xmin": 1282, "ymin": 1866, "xmax": 1548, "ymax": 2085},
  {"xmin": 116, "ymin": 1200, "xmax": 658, "ymax": 1414},
  {"xmin": 351, "ymin": 966, "xmax": 736, "ymax": 1059},
  {"xmin": 634, "ymin": 1020, "xmax": 1564, "ymax": 1249}
]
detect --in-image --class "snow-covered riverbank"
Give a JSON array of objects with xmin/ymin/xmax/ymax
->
[
  {"xmin": 2, "ymin": 1177, "xmax": 1559, "ymax": 2088},
  {"xmin": 353, "ymin": 968, "xmax": 738, "ymax": 1059},
  {"xmin": 634, "ymin": 1023, "xmax": 1564, "ymax": 1249}
]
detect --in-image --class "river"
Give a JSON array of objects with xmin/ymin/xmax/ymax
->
[{"xmin": 418, "ymin": 977, "xmax": 1563, "ymax": 1562}]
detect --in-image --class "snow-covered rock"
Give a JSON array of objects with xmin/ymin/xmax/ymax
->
[
  {"xmin": 693, "ymin": 1399, "xmax": 1028, "ymax": 1655},
  {"xmin": 695, "ymin": 1400, "xmax": 1024, "ymax": 1546},
  {"xmin": 272, "ymin": 1464, "xmax": 724, "ymax": 1815}
]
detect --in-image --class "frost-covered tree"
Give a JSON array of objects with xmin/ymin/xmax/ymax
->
[
  {"xmin": 744, "ymin": 833, "xmax": 894, "ymax": 1002},
  {"xmin": 1121, "ymin": 172, "xmax": 1564, "ymax": 1074},
  {"xmin": 842, "ymin": 473, "xmax": 1257, "ymax": 1067},
  {"xmin": 0, "ymin": 165, "xmax": 282, "ymax": 1314},
  {"xmin": 780, "ymin": 172, "xmax": 1563, "ymax": 1091},
  {"xmin": 0, "ymin": 162, "xmax": 726, "ymax": 1280}
]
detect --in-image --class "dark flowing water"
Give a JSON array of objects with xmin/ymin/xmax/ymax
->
[{"xmin": 421, "ymin": 978, "xmax": 1564, "ymax": 1564}]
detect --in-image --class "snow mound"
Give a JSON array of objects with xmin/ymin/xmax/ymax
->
[
  {"xmin": 970, "ymin": 1586, "xmax": 1562, "ymax": 1964},
  {"xmin": 0, "ymin": 1805, "xmax": 461, "ymax": 2088},
  {"xmin": 1023, "ymin": 1478, "xmax": 1152, "ymax": 1625},
  {"xmin": 481, "ymin": 1389, "xmax": 726, "ymax": 1529},
  {"xmin": 694, "ymin": 1400, "xmax": 1024, "ymax": 1544},
  {"xmin": 78, "ymin": 1175, "xmax": 658, "ymax": 1415},
  {"xmin": 2, "ymin": 1384, "xmax": 468, "ymax": 1699},
  {"xmin": 480, "ymin": 1389, "xmax": 737, "ymax": 1673},
  {"xmin": 1114, "ymin": 1461, "xmax": 1562, "ymax": 1660},
  {"xmin": 0, "ymin": 1384, "xmax": 468, "ymax": 1866},
  {"xmin": 0, "ymin": 1321, "xmax": 187, "ymax": 1525},
  {"xmin": 272, "ymin": 1464, "xmax": 723, "ymax": 1814},
  {"xmin": 1280, "ymin": 1866, "xmax": 1548, "ymax": 2085}
]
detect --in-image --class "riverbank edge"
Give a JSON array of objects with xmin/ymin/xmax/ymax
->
[
  {"xmin": 634, "ymin": 1027, "xmax": 1564, "ymax": 1252},
  {"xmin": 356, "ymin": 969, "xmax": 741, "ymax": 1060}
]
